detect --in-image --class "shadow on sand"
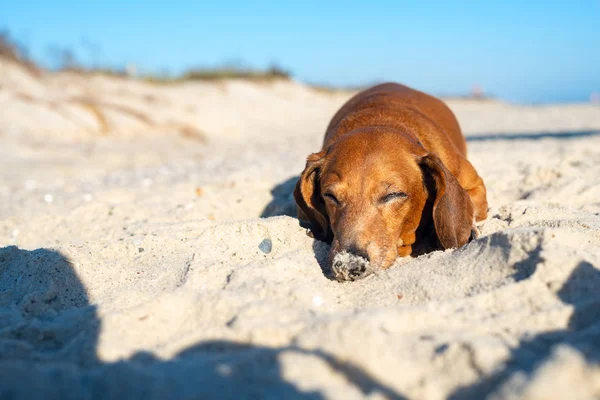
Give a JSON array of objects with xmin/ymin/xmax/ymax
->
[
  {"xmin": 2, "ymin": 248, "xmax": 598, "ymax": 398},
  {"xmin": 259, "ymin": 176, "xmax": 335, "ymax": 280},
  {"xmin": 449, "ymin": 261, "xmax": 600, "ymax": 399},
  {"xmin": 466, "ymin": 129, "xmax": 600, "ymax": 142},
  {"xmin": 260, "ymin": 175, "xmax": 300, "ymax": 219},
  {"xmin": 0, "ymin": 245, "xmax": 405, "ymax": 399}
]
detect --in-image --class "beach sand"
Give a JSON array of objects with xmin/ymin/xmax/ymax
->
[{"xmin": 1, "ymin": 58, "xmax": 600, "ymax": 399}]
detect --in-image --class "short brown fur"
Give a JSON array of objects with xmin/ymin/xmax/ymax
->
[{"xmin": 295, "ymin": 83, "xmax": 488, "ymax": 275}]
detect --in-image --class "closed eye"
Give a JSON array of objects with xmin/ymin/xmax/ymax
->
[
  {"xmin": 381, "ymin": 192, "xmax": 408, "ymax": 203},
  {"xmin": 323, "ymin": 192, "xmax": 340, "ymax": 205}
]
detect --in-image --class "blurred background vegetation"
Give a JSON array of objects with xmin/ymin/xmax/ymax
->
[{"xmin": 0, "ymin": 29, "xmax": 292, "ymax": 83}]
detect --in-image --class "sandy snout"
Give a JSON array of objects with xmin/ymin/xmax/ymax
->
[{"xmin": 330, "ymin": 251, "xmax": 376, "ymax": 281}]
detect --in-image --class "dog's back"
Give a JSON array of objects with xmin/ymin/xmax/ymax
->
[{"xmin": 324, "ymin": 83, "xmax": 466, "ymax": 157}]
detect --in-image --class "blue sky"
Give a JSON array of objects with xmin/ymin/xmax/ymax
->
[{"xmin": 2, "ymin": 1, "xmax": 599, "ymax": 103}]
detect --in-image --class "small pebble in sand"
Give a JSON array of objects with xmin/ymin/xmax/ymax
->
[
  {"xmin": 195, "ymin": 187, "xmax": 203, "ymax": 196},
  {"xmin": 258, "ymin": 238, "xmax": 272, "ymax": 254},
  {"xmin": 43, "ymin": 194, "xmax": 54, "ymax": 203}
]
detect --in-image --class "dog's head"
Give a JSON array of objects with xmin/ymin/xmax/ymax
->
[{"xmin": 294, "ymin": 128, "xmax": 473, "ymax": 281}]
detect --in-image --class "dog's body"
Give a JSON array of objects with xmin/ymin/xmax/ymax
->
[{"xmin": 295, "ymin": 83, "xmax": 488, "ymax": 281}]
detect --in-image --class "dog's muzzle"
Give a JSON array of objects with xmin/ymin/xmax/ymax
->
[{"xmin": 331, "ymin": 251, "xmax": 372, "ymax": 281}]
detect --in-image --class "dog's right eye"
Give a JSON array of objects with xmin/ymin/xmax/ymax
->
[
  {"xmin": 324, "ymin": 192, "xmax": 340, "ymax": 205},
  {"xmin": 381, "ymin": 192, "xmax": 408, "ymax": 203}
]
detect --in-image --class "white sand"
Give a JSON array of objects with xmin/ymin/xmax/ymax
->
[{"xmin": 1, "ymin": 58, "xmax": 600, "ymax": 399}]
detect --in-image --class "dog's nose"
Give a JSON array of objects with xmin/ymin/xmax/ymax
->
[
  {"xmin": 346, "ymin": 256, "xmax": 368, "ymax": 280},
  {"xmin": 332, "ymin": 256, "xmax": 369, "ymax": 281},
  {"xmin": 347, "ymin": 244, "xmax": 370, "ymax": 262},
  {"xmin": 331, "ymin": 244, "xmax": 371, "ymax": 281}
]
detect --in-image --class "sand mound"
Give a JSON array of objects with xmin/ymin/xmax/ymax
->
[{"xmin": 1, "ymin": 59, "xmax": 600, "ymax": 399}]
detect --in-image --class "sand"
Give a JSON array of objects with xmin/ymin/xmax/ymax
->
[{"xmin": 1, "ymin": 58, "xmax": 600, "ymax": 399}]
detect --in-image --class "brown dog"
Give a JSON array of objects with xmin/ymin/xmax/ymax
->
[{"xmin": 294, "ymin": 82, "xmax": 488, "ymax": 281}]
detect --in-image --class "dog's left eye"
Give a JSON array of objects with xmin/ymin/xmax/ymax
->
[
  {"xmin": 324, "ymin": 192, "xmax": 341, "ymax": 205},
  {"xmin": 381, "ymin": 192, "xmax": 407, "ymax": 203}
]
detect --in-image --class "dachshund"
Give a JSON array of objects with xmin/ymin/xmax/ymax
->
[{"xmin": 294, "ymin": 82, "xmax": 488, "ymax": 281}]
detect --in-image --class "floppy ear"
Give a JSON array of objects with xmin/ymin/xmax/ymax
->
[
  {"xmin": 419, "ymin": 154, "xmax": 474, "ymax": 249},
  {"xmin": 293, "ymin": 150, "xmax": 332, "ymax": 242}
]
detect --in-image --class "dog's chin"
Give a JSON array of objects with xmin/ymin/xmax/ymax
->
[{"xmin": 330, "ymin": 251, "xmax": 375, "ymax": 282}]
